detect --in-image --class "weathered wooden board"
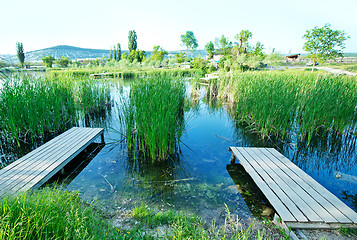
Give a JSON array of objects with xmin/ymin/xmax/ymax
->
[
  {"xmin": 229, "ymin": 147, "xmax": 357, "ymax": 229},
  {"xmin": 0, "ymin": 127, "xmax": 104, "ymax": 198}
]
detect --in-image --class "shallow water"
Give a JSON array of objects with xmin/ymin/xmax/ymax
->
[{"xmin": 2, "ymin": 78, "xmax": 356, "ymax": 224}]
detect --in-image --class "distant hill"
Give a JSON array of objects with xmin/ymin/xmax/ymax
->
[
  {"xmin": 0, "ymin": 45, "xmax": 208, "ymax": 63},
  {"xmin": 2, "ymin": 45, "xmax": 110, "ymax": 63}
]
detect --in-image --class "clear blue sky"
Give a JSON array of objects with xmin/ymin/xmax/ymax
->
[{"xmin": 1, "ymin": 0, "xmax": 356, "ymax": 55}]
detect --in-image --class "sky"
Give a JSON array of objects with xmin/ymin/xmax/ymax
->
[{"xmin": 1, "ymin": 0, "xmax": 356, "ymax": 55}]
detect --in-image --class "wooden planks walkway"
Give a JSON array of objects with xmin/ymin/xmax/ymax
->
[
  {"xmin": 0, "ymin": 127, "xmax": 104, "ymax": 198},
  {"xmin": 229, "ymin": 147, "xmax": 357, "ymax": 229}
]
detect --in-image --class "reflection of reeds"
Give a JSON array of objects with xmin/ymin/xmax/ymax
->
[
  {"xmin": 0, "ymin": 74, "xmax": 111, "ymax": 146},
  {"xmin": 218, "ymin": 71, "xmax": 357, "ymax": 145},
  {"xmin": 119, "ymin": 77, "xmax": 186, "ymax": 162}
]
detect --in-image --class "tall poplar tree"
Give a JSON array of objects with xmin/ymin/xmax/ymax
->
[
  {"xmin": 128, "ymin": 30, "xmax": 137, "ymax": 52},
  {"xmin": 16, "ymin": 42, "xmax": 25, "ymax": 67}
]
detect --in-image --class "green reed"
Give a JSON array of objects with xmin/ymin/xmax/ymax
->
[
  {"xmin": 120, "ymin": 76, "xmax": 186, "ymax": 161},
  {"xmin": 0, "ymin": 73, "xmax": 110, "ymax": 145},
  {"xmin": 0, "ymin": 187, "xmax": 121, "ymax": 240},
  {"xmin": 215, "ymin": 71, "xmax": 357, "ymax": 144}
]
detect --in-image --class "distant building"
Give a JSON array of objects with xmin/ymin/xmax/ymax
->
[{"xmin": 285, "ymin": 54, "xmax": 300, "ymax": 62}]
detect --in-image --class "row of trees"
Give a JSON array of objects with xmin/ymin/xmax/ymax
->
[
  {"xmin": 13, "ymin": 24, "xmax": 349, "ymax": 70},
  {"xmin": 41, "ymin": 56, "xmax": 71, "ymax": 68}
]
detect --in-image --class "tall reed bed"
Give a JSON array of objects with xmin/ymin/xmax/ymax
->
[
  {"xmin": 215, "ymin": 71, "xmax": 357, "ymax": 144},
  {"xmin": 0, "ymin": 73, "xmax": 110, "ymax": 145},
  {"xmin": 120, "ymin": 76, "xmax": 186, "ymax": 161}
]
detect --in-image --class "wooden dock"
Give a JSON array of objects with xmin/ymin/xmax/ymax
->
[
  {"xmin": 0, "ymin": 127, "xmax": 104, "ymax": 198},
  {"xmin": 90, "ymin": 72, "xmax": 122, "ymax": 78},
  {"xmin": 229, "ymin": 147, "xmax": 357, "ymax": 229}
]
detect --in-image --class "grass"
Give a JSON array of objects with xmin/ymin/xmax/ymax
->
[
  {"xmin": 130, "ymin": 204, "xmax": 275, "ymax": 240},
  {"xmin": 119, "ymin": 76, "xmax": 186, "ymax": 161},
  {"xmin": 0, "ymin": 187, "xmax": 121, "ymax": 240},
  {"xmin": 325, "ymin": 63, "xmax": 357, "ymax": 73},
  {"xmin": 0, "ymin": 188, "xmax": 284, "ymax": 240},
  {"xmin": 213, "ymin": 71, "xmax": 357, "ymax": 144},
  {"xmin": 0, "ymin": 73, "xmax": 110, "ymax": 146}
]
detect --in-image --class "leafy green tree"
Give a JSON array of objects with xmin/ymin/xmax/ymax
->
[
  {"xmin": 175, "ymin": 52, "xmax": 186, "ymax": 64},
  {"xmin": 122, "ymin": 52, "xmax": 128, "ymax": 60},
  {"xmin": 116, "ymin": 43, "xmax": 122, "ymax": 61},
  {"xmin": 214, "ymin": 35, "xmax": 232, "ymax": 56},
  {"xmin": 109, "ymin": 49, "xmax": 113, "ymax": 59},
  {"xmin": 234, "ymin": 30, "xmax": 252, "ymax": 56},
  {"xmin": 128, "ymin": 30, "xmax": 137, "ymax": 52},
  {"xmin": 180, "ymin": 31, "xmax": 198, "ymax": 58},
  {"xmin": 150, "ymin": 45, "xmax": 168, "ymax": 61},
  {"xmin": 191, "ymin": 57, "xmax": 209, "ymax": 74},
  {"xmin": 41, "ymin": 55, "xmax": 55, "ymax": 68},
  {"xmin": 128, "ymin": 50, "xmax": 146, "ymax": 63},
  {"xmin": 56, "ymin": 56, "xmax": 71, "ymax": 67},
  {"xmin": 205, "ymin": 41, "xmax": 215, "ymax": 59},
  {"xmin": 113, "ymin": 45, "xmax": 117, "ymax": 61},
  {"xmin": 252, "ymin": 42, "xmax": 265, "ymax": 57},
  {"xmin": 303, "ymin": 23, "xmax": 350, "ymax": 66},
  {"xmin": 16, "ymin": 42, "xmax": 25, "ymax": 68}
]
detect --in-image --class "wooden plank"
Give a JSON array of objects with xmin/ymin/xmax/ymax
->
[
  {"xmin": 286, "ymin": 222, "xmax": 357, "ymax": 230},
  {"xmin": 235, "ymin": 147, "xmax": 308, "ymax": 222},
  {"xmin": 260, "ymin": 148, "xmax": 353, "ymax": 223},
  {"xmin": 0, "ymin": 127, "xmax": 103, "ymax": 198},
  {"xmin": 244, "ymin": 148, "xmax": 324, "ymax": 222},
  {"xmin": 0, "ymin": 128, "xmax": 102, "ymax": 195},
  {"xmin": 229, "ymin": 147, "xmax": 297, "ymax": 222},
  {"xmin": 0, "ymin": 127, "xmax": 78, "ymax": 174},
  {"xmin": 0, "ymin": 128, "xmax": 94, "ymax": 186},
  {"xmin": 266, "ymin": 148, "xmax": 357, "ymax": 223}
]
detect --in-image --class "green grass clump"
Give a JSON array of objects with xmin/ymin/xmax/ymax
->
[
  {"xmin": 120, "ymin": 77, "xmax": 185, "ymax": 161},
  {"xmin": 216, "ymin": 71, "xmax": 357, "ymax": 144},
  {"xmin": 131, "ymin": 205, "xmax": 271, "ymax": 240},
  {"xmin": 0, "ymin": 187, "xmax": 121, "ymax": 240},
  {"xmin": 0, "ymin": 74, "xmax": 110, "ymax": 145}
]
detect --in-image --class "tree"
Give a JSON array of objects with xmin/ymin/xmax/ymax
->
[
  {"xmin": 16, "ymin": 42, "xmax": 25, "ymax": 68},
  {"xmin": 42, "ymin": 55, "xmax": 55, "ymax": 68},
  {"xmin": 234, "ymin": 30, "xmax": 252, "ymax": 56},
  {"xmin": 116, "ymin": 43, "xmax": 122, "ymax": 61},
  {"xmin": 150, "ymin": 45, "xmax": 168, "ymax": 61},
  {"xmin": 215, "ymin": 35, "xmax": 232, "ymax": 56},
  {"xmin": 303, "ymin": 23, "xmax": 350, "ymax": 66},
  {"xmin": 180, "ymin": 31, "xmax": 198, "ymax": 58},
  {"xmin": 57, "ymin": 56, "xmax": 71, "ymax": 67},
  {"xmin": 128, "ymin": 30, "xmax": 137, "ymax": 52},
  {"xmin": 122, "ymin": 52, "xmax": 128, "ymax": 60},
  {"xmin": 175, "ymin": 52, "xmax": 185, "ymax": 64},
  {"xmin": 205, "ymin": 41, "xmax": 215, "ymax": 59}
]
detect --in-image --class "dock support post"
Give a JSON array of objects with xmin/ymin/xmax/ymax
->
[
  {"xmin": 101, "ymin": 133, "xmax": 105, "ymax": 144},
  {"xmin": 230, "ymin": 153, "xmax": 236, "ymax": 164}
]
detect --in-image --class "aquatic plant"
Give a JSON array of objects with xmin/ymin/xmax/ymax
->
[
  {"xmin": 119, "ymin": 76, "xmax": 186, "ymax": 161},
  {"xmin": 215, "ymin": 71, "xmax": 357, "ymax": 144},
  {"xmin": 0, "ymin": 73, "xmax": 111, "ymax": 145},
  {"xmin": 0, "ymin": 187, "xmax": 121, "ymax": 240}
]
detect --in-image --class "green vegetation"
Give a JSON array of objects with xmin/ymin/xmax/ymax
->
[
  {"xmin": 0, "ymin": 187, "xmax": 121, "ymax": 240},
  {"xmin": 56, "ymin": 56, "xmax": 71, "ymax": 67},
  {"xmin": 214, "ymin": 71, "xmax": 357, "ymax": 144},
  {"xmin": 41, "ymin": 55, "xmax": 55, "ymax": 68},
  {"xmin": 303, "ymin": 23, "xmax": 350, "ymax": 67},
  {"xmin": 0, "ymin": 73, "xmax": 110, "ymax": 145},
  {"xmin": 325, "ymin": 63, "xmax": 357, "ymax": 73},
  {"xmin": 120, "ymin": 76, "xmax": 185, "ymax": 161},
  {"xmin": 16, "ymin": 42, "xmax": 25, "ymax": 68},
  {"xmin": 181, "ymin": 31, "xmax": 199, "ymax": 58}
]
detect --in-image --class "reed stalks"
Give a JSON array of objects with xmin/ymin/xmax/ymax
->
[
  {"xmin": 214, "ymin": 71, "xmax": 357, "ymax": 144},
  {"xmin": 119, "ymin": 76, "xmax": 186, "ymax": 162}
]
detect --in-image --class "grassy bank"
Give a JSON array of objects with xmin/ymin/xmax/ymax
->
[
  {"xmin": 0, "ymin": 74, "xmax": 110, "ymax": 146},
  {"xmin": 119, "ymin": 76, "xmax": 186, "ymax": 161},
  {"xmin": 212, "ymin": 71, "xmax": 357, "ymax": 144},
  {"xmin": 0, "ymin": 188, "xmax": 282, "ymax": 240},
  {"xmin": 0, "ymin": 187, "xmax": 121, "ymax": 239}
]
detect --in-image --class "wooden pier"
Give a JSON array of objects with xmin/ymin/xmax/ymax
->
[
  {"xmin": 90, "ymin": 72, "xmax": 122, "ymax": 78},
  {"xmin": 0, "ymin": 127, "xmax": 104, "ymax": 198},
  {"xmin": 229, "ymin": 147, "xmax": 357, "ymax": 230}
]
